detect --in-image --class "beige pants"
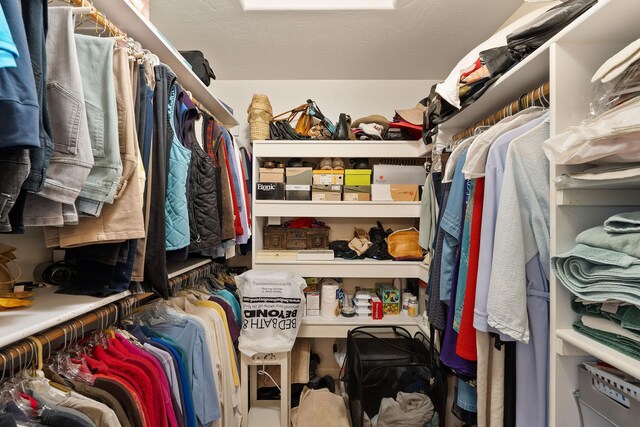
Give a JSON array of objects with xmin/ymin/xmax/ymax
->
[
  {"xmin": 44, "ymin": 47, "xmax": 145, "ymax": 248},
  {"xmin": 476, "ymin": 331, "xmax": 505, "ymax": 427}
]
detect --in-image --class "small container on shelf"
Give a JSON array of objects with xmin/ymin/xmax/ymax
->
[
  {"xmin": 407, "ymin": 296, "xmax": 419, "ymax": 317},
  {"xmin": 286, "ymin": 167, "xmax": 312, "ymax": 185},
  {"xmin": 285, "ymin": 184, "xmax": 311, "ymax": 200},
  {"xmin": 371, "ymin": 184, "xmax": 419, "ymax": 201},
  {"xmin": 373, "ymin": 164, "xmax": 426, "ymax": 185},
  {"xmin": 371, "ymin": 296, "xmax": 383, "ymax": 320},
  {"xmin": 256, "ymin": 182, "xmax": 285, "ymax": 200},
  {"xmin": 345, "ymin": 169, "xmax": 372, "ymax": 186},
  {"xmin": 343, "ymin": 185, "xmax": 371, "ymax": 201},
  {"xmin": 259, "ymin": 167, "xmax": 285, "ymax": 183},
  {"xmin": 312, "ymin": 184, "xmax": 342, "ymax": 201},
  {"xmin": 313, "ymin": 170, "xmax": 344, "ymax": 185}
]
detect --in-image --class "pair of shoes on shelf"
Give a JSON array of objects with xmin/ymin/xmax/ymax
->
[
  {"xmin": 318, "ymin": 158, "xmax": 344, "ymax": 170},
  {"xmin": 262, "ymin": 160, "xmax": 284, "ymax": 169}
]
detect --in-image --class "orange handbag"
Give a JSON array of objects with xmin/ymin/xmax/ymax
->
[{"xmin": 387, "ymin": 228, "xmax": 424, "ymax": 261}]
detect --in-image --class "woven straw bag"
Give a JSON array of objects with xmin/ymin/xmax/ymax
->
[{"xmin": 248, "ymin": 94, "xmax": 273, "ymax": 141}]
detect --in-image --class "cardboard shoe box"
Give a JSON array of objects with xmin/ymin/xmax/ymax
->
[
  {"xmin": 286, "ymin": 184, "xmax": 311, "ymax": 200},
  {"xmin": 373, "ymin": 164, "xmax": 426, "ymax": 185},
  {"xmin": 286, "ymin": 167, "xmax": 312, "ymax": 185},
  {"xmin": 259, "ymin": 167, "xmax": 285, "ymax": 183},
  {"xmin": 371, "ymin": 184, "xmax": 419, "ymax": 201},
  {"xmin": 313, "ymin": 170, "xmax": 344, "ymax": 185},
  {"xmin": 343, "ymin": 185, "xmax": 371, "ymax": 201},
  {"xmin": 256, "ymin": 182, "xmax": 285, "ymax": 200},
  {"xmin": 312, "ymin": 184, "xmax": 342, "ymax": 201},
  {"xmin": 345, "ymin": 169, "xmax": 372, "ymax": 186}
]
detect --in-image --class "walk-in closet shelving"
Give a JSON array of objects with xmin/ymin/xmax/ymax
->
[
  {"xmin": 251, "ymin": 139, "xmax": 430, "ymax": 336},
  {"xmin": 549, "ymin": 1, "xmax": 640, "ymax": 424},
  {"xmin": 433, "ymin": 1, "xmax": 640, "ymax": 425}
]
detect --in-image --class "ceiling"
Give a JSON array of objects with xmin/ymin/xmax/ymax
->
[{"xmin": 150, "ymin": 0, "xmax": 525, "ymax": 80}]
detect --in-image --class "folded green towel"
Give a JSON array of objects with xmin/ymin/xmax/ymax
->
[
  {"xmin": 577, "ymin": 225, "xmax": 640, "ymax": 258},
  {"xmin": 604, "ymin": 211, "xmax": 640, "ymax": 234},
  {"xmin": 571, "ymin": 298, "xmax": 640, "ymax": 334},
  {"xmin": 551, "ymin": 243, "xmax": 640, "ymax": 305},
  {"xmin": 574, "ymin": 320, "xmax": 640, "ymax": 360}
]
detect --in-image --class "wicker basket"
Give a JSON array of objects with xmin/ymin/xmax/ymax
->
[
  {"xmin": 248, "ymin": 94, "xmax": 273, "ymax": 141},
  {"xmin": 248, "ymin": 94, "xmax": 273, "ymax": 115}
]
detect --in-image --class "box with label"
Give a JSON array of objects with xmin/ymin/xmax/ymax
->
[
  {"xmin": 343, "ymin": 185, "xmax": 371, "ymax": 201},
  {"xmin": 371, "ymin": 296, "xmax": 383, "ymax": 320},
  {"xmin": 376, "ymin": 283, "xmax": 400, "ymax": 304},
  {"xmin": 373, "ymin": 164, "xmax": 426, "ymax": 185},
  {"xmin": 286, "ymin": 167, "xmax": 312, "ymax": 185},
  {"xmin": 259, "ymin": 168, "xmax": 285, "ymax": 183},
  {"xmin": 371, "ymin": 184, "xmax": 419, "ymax": 201},
  {"xmin": 305, "ymin": 291, "xmax": 320, "ymax": 316},
  {"xmin": 256, "ymin": 182, "xmax": 285, "ymax": 200},
  {"xmin": 312, "ymin": 184, "xmax": 342, "ymax": 201},
  {"xmin": 286, "ymin": 184, "xmax": 311, "ymax": 201},
  {"xmin": 312, "ymin": 170, "xmax": 344, "ymax": 185},
  {"xmin": 383, "ymin": 302, "xmax": 400, "ymax": 315},
  {"xmin": 345, "ymin": 169, "xmax": 372, "ymax": 186}
]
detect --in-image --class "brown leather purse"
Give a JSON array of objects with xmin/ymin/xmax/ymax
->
[{"xmin": 387, "ymin": 228, "xmax": 424, "ymax": 261}]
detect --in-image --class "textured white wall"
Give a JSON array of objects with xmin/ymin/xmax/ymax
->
[{"xmin": 209, "ymin": 79, "xmax": 438, "ymax": 145}]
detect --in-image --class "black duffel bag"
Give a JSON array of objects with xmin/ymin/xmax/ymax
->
[{"xmin": 179, "ymin": 50, "xmax": 217, "ymax": 86}]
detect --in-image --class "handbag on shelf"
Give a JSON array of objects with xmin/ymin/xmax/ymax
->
[
  {"xmin": 270, "ymin": 103, "xmax": 311, "ymax": 140},
  {"xmin": 387, "ymin": 227, "xmax": 424, "ymax": 261},
  {"xmin": 178, "ymin": 50, "xmax": 216, "ymax": 86}
]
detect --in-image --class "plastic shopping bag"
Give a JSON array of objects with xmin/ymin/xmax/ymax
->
[{"xmin": 236, "ymin": 270, "xmax": 306, "ymax": 356}]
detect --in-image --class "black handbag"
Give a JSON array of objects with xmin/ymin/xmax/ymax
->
[
  {"xmin": 179, "ymin": 50, "xmax": 217, "ymax": 86},
  {"xmin": 269, "ymin": 120, "xmax": 309, "ymax": 140}
]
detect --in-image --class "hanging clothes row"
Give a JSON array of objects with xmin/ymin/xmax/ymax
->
[
  {"xmin": 420, "ymin": 85, "xmax": 552, "ymax": 427},
  {"xmin": 0, "ymin": 2, "xmax": 251, "ymax": 299},
  {"xmin": 0, "ymin": 268, "xmax": 243, "ymax": 427}
]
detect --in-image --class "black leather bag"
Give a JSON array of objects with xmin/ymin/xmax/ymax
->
[
  {"xmin": 269, "ymin": 121, "xmax": 309, "ymax": 140},
  {"xmin": 179, "ymin": 50, "xmax": 217, "ymax": 86},
  {"xmin": 506, "ymin": 0, "xmax": 597, "ymax": 60}
]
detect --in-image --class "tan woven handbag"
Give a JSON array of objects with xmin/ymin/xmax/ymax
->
[{"xmin": 387, "ymin": 228, "xmax": 424, "ymax": 261}]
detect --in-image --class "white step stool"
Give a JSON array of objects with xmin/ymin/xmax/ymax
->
[{"xmin": 241, "ymin": 351, "xmax": 291, "ymax": 427}]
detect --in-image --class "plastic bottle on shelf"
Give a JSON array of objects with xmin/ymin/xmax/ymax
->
[{"xmin": 408, "ymin": 296, "xmax": 419, "ymax": 317}]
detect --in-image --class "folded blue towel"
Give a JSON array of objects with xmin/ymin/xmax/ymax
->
[
  {"xmin": 604, "ymin": 211, "xmax": 640, "ymax": 234},
  {"xmin": 551, "ymin": 243, "xmax": 640, "ymax": 305},
  {"xmin": 577, "ymin": 225, "xmax": 640, "ymax": 258}
]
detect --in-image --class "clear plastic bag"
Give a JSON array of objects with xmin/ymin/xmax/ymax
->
[{"xmin": 590, "ymin": 59, "xmax": 640, "ymax": 118}]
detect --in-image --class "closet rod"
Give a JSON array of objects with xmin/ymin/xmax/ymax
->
[
  {"xmin": 67, "ymin": 0, "xmax": 125, "ymax": 37},
  {"xmin": 452, "ymin": 82, "xmax": 550, "ymax": 141},
  {"xmin": 63, "ymin": 0, "xmax": 218, "ymax": 122},
  {"xmin": 0, "ymin": 292, "xmax": 155, "ymax": 376},
  {"xmin": 168, "ymin": 261, "xmax": 224, "ymax": 295}
]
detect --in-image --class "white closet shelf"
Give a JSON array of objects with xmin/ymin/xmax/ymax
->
[
  {"xmin": 92, "ymin": 0, "xmax": 237, "ymax": 128},
  {"xmin": 167, "ymin": 258, "xmax": 213, "ymax": 279},
  {"xmin": 252, "ymin": 140, "xmax": 426, "ymax": 158},
  {"xmin": 0, "ymin": 286, "xmax": 131, "ymax": 349},
  {"xmin": 299, "ymin": 311, "xmax": 428, "ymax": 338},
  {"xmin": 439, "ymin": 0, "xmax": 616, "ymax": 134},
  {"xmin": 556, "ymin": 329, "xmax": 640, "ymax": 380},
  {"xmin": 253, "ymin": 200, "xmax": 421, "ymax": 218},
  {"xmin": 556, "ymin": 189, "xmax": 640, "ymax": 206},
  {"xmin": 253, "ymin": 259, "xmax": 425, "ymax": 278}
]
